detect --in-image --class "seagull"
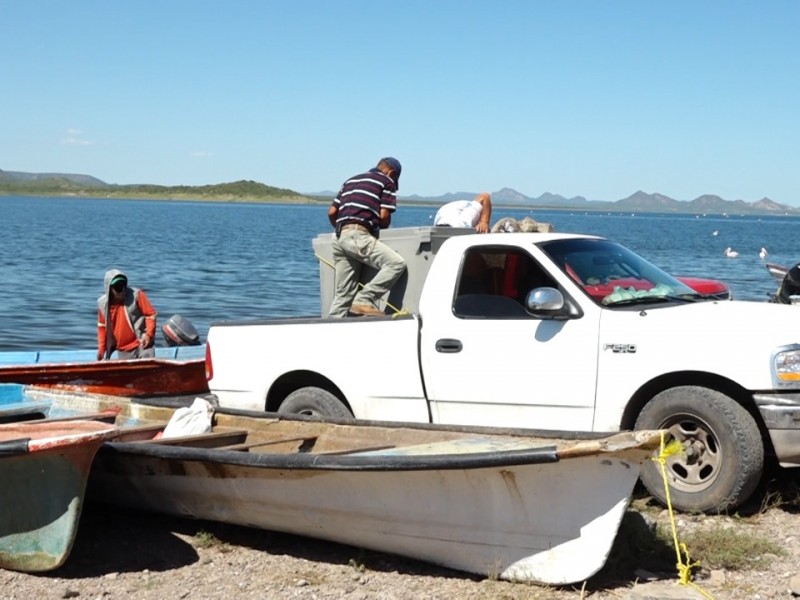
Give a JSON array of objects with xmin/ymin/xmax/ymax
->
[
  {"xmin": 725, "ymin": 247, "xmax": 739, "ymax": 258},
  {"xmin": 759, "ymin": 247, "xmax": 768, "ymax": 259},
  {"xmin": 712, "ymin": 230, "xmax": 719, "ymax": 236}
]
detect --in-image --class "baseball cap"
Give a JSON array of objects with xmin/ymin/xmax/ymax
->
[{"xmin": 381, "ymin": 157, "xmax": 402, "ymax": 187}]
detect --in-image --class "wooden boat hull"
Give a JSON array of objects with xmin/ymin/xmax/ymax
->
[
  {"xmin": 90, "ymin": 441, "xmax": 647, "ymax": 583},
  {"xmin": 0, "ymin": 358, "xmax": 208, "ymax": 397},
  {"xmin": 9, "ymin": 387, "xmax": 663, "ymax": 584},
  {"xmin": 0, "ymin": 420, "xmax": 118, "ymax": 572}
]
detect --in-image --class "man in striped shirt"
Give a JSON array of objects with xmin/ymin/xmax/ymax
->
[{"xmin": 327, "ymin": 157, "xmax": 407, "ymax": 317}]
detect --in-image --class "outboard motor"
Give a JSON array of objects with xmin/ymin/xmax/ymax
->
[
  {"xmin": 161, "ymin": 314, "xmax": 202, "ymax": 346},
  {"xmin": 777, "ymin": 264, "xmax": 800, "ymax": 305}
]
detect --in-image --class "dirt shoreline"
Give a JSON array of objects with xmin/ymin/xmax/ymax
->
[{"xmin": 2, "ymin": 474, "xmax": 799, "ymax": 600}]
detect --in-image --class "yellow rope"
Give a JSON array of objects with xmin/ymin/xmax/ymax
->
[
  {"xmin": 652, "ymin": 431, "xmax": 716, "ymax": 599},
  {"xmin": 314, "ymin": 252, "xmax": 406, "ymax": 315}
]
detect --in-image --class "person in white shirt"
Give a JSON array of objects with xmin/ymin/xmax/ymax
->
[{"xmin": 433, "ymin": 192, "xmax": 492, "ymax": 233}]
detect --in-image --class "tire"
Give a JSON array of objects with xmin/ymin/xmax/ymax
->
[
  {"xmin": 635, "ymin": 386, "xmax": 764, "ymax": 514},
  {"xmin": 278, "ymin": 386, "xmax": 354, "ymax": 420}
]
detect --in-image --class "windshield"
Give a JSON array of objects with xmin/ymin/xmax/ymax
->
[{"xmin": 538, "ymin": 238, "xmax": 699, "ymax": 306}]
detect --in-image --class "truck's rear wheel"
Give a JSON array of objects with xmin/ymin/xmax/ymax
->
[
  {"xmin": 278, "ymin": 387, "xmax": 354, "ymax": 420},
  {"xmin": 635, "ymin": 386, "xmax": 763, "ymax": 513}
]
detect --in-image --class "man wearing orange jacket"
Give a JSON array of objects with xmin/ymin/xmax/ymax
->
[{"xmin": 96, "ymin": 269, "xmax": 158, "ymax": 360}]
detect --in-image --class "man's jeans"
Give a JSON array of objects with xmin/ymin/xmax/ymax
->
[
  {"xmin": 116, "ymin": 345, "xmax": 156, "ymax": 360},
  {"xmin": 328, "ymin": 229, "xmax": 406, "ymax": 317}
]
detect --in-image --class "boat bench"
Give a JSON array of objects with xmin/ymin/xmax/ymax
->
[
  {"xmin": 223, "ymin": 437, "xmax": 396, "ymax": 455},
  {"xmin": 0, "ymin": 400, "xmax": 52, "ymax": 423},
  {"xmin": 115, "ymin": 423, "xmax": 167, "ymax": 442},
  {"xmin": 224, "ymin": 435, "xmax": 319, "ymax": 453},
  {"xmin": 319, "ymin": 444, "xmax": 396, "ymax": 455},
  {"xmin": 42, "ymin": 410, "xmax": 119, "ymax": 425},
  {"xmin": 141, "ymin": 428, "xmax": 250, "ymax": 449}
]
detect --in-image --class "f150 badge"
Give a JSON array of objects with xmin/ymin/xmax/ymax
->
[{"xmin": 603, "ymin": 343, "xmax": 637, "ymax": 354}]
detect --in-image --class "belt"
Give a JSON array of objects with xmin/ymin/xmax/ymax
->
[{"xmin": 340, "ymin": 223, "xmax": 371, "ymax": 233}]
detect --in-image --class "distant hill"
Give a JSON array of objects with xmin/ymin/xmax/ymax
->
[
  {"xmin": 401, "ymin": 188, "xmax": 800, "ymax": 215},
  {"xmin": 3, "ymin": 169, "xmax": 797, "ymax": 214},
  {"xmin": 0, "ymin": 169, "xmax": 108, "ymax": 187},
  {"xmin": 0, "ymin": 169, "xmax": 315, "ymax": 202}
]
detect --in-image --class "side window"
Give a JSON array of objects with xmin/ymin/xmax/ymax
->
[
  {"xmin": 456, "ymin": 250, "xmax": 496, "ymax": 296},
  {"xmin": 453, "ymin": 248, "xmax": 556, "ymax": 318}
]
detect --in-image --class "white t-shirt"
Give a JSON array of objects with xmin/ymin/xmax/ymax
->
[{"xmin": 433, "ymin": 200, "xmax": 482, "ymax": 228}]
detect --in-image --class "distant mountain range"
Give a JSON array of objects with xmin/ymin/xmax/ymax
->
[
  {"xmin": 400, "ymin": 187, "xmax": 800, "ymax": 215},
  {"xmin": 2, "ymin": 169, "xmax": 797, "ymax": 215}
]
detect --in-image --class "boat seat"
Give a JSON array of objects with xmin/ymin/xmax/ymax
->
[
  {"xmin": 223, "ymin": 435, "xmax": 319, "ymax": 452},
  {"xmin": 0, "ymin": 400, "xmax": 52, "ymax": 423},
  {"xmin": 41, "ymin": 410, "xmax": 119, "ymax": 425},
  {"xmin": 115, "ymin": 424, "xmax": 168, "ymax": 442},
  {"xmin": 318, "ymin": 444, "xmax": 396, "ymax": 455},
  {"xmin": 141, "ymin": 428, "xmax": 250, "ymax": 449}
]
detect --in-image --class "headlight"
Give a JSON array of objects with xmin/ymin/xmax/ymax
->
[{"xmin": 774, "ymin": 345, "xmax": 800, "ymax": 386}]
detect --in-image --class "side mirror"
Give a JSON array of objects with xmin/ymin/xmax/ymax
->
[{"xmin": 525, "ymin": 287, "xmax": 567, "ymax": 319}]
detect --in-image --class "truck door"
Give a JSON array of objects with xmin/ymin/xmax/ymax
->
[{"xmin": 419, "ymin": 246, "xmax": 601, "ymax": 430}]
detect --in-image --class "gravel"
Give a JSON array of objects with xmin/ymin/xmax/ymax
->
[{"xmin": 2, "ymin": 473, "xmax": 799, "ymax": 600}]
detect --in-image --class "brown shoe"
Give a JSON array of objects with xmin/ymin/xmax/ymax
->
[{"xmin": 349, "ymin": 303, "xmax": 385, "ymax": 316}]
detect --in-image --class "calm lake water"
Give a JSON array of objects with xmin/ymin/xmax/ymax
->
[{"xmin": 0, "ymin": 195, "xmax": 795, "ymax": 351}]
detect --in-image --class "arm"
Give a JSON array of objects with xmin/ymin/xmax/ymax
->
[
  {"xmin": 97, "ymin": 308, "xmax": 107, "ymax": 360},
  {"xmin": 475, "ymin": 193, "xmax": 492, "ymax": 234},
  {"xmin": 328, "ymin": 203, "xmax": 339, "ymax": 228},
  {"xmin": 380, "ymin": 207, "xmax": 392, "ymax": 229},
  {"xmin": 137, "ymin": 291, "xmax": 158, "ymax": 348},
  {"xmin": 379, "ymin": 180, "xmax": 398, "ymax": 229}
]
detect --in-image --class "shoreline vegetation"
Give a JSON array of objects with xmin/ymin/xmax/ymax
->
[
  {"xmin": 2, "ymin": 176, "xmax": 799, "ymax": 216},
  {"xmin": 0, "ymin": 179, "xmax": 329, "ymax": 205}
]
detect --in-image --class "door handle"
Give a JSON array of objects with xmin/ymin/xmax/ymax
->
[{"xmin": 435, "ymin": 338, "xmax": 463, "ymax": 353}]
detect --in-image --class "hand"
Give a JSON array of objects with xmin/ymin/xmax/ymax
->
[
  {"xmin": 141, "ymin": 334, "xmax": 151, "ymax": 349},
  {"xmin": 475, "ymin": 221, "xmax": 490, "ymax": 234},
  {"xmin": 96, "ymin": 350, "xmax": 104, "ymax": 361}
]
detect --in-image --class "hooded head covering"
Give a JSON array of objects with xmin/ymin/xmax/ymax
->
[{"xmin": 104, "ymin": 268, "xmax": 128, "ymax": 290}]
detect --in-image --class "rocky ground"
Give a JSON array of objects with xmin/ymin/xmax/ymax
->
[{"xmin": 2, "ymin": 470, "xmax": 799, "ymax": 600}]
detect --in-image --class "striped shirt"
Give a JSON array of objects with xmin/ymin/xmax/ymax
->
[{"xmin": 332, "ymin": 168, "xmax": 397, "ymax": 237}]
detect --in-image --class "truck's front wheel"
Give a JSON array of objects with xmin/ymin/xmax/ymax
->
[
  {"xmin": 278, "ymin": 387, "xmax": 354, "ymax": 420},
  {"xmin": 635, "ymin": 386, "xmax": 763, "ymax": 513}
]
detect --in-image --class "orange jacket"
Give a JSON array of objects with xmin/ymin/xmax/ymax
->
[{"xmin": 97, "ymin": 289, "xmax": 157, "ymax": 356}]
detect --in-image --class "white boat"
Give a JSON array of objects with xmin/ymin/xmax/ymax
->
[
  {"xmin": 13, "ymin": 387, "xmax": 663, "ymax": 585},
  {"xmin": 765, "ymin": 262, "xmax": 800, "ymax": 304}
]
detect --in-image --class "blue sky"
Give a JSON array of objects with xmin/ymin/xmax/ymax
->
[{"xmin": 3, "ymin": 1, "xmax": 799, "ymax": 204}]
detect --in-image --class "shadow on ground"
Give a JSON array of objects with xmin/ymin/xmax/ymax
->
[
  {"xmin": 48, "ymin": 501, "xmax": 473, "ymax": 582},
  {"xmin": 44, "ymin": 465, "xmax": 800, "ymax": 587}
]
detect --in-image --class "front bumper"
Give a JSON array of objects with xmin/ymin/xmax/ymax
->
[{"xmin": 754, "ymin": 392, "xmax": 800, "ymax": 466}]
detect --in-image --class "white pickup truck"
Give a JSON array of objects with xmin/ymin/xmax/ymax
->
[{"xmin": 206, "ymin": 227, "xmax": 800, "ymax": 513}]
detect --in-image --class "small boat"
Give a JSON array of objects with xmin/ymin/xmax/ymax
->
[
  {"xmin": 764, "ymin": 262, "xmax": 800, "ymax": 305},
  {"xmin": 766, "ymin": 262, "xmax": 788, "ymax": 283},
  {"xmin": 7, "ymin": 386, "xmax": 663, "ymax": 585},
  {"xmin": 0, "ymin": 346, "xmax": 208, "ymax": 397},
  {"xmin": 0, "ymin": 418, "xmax": 118, "ymax": 572}
]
